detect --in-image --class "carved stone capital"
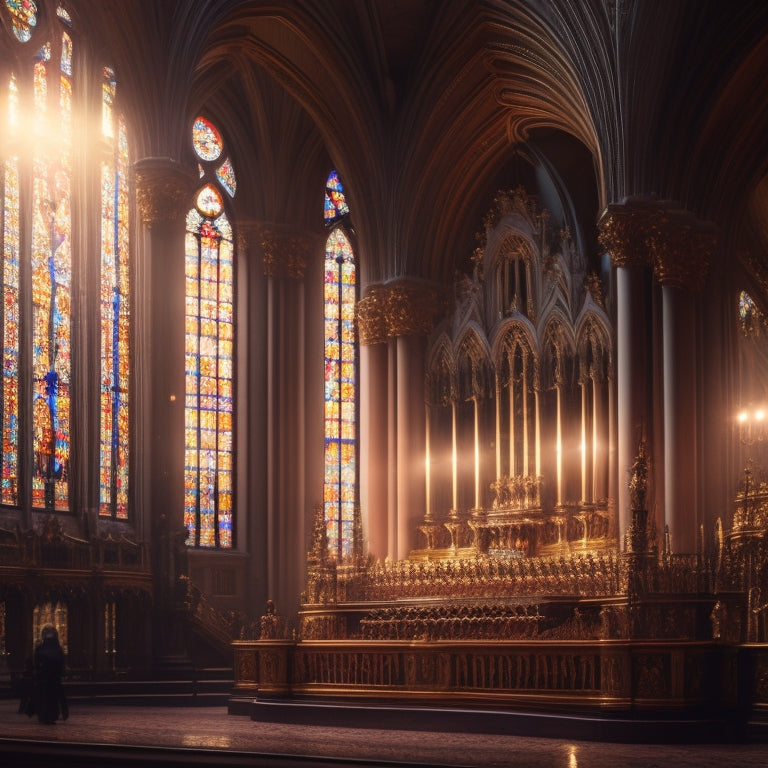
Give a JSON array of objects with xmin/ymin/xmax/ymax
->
[
  {"xmin": 357, "ymin": 280, "xmax": 442, "ymax": 345},
  {"xmin": 648, "ymin": 213, "xmax": 717, "ymax": 291},
  {"xmin": 356, "ymin": 286, "xmax": 389, "ymax": 345},
  {"xmin": 258, "ymin": 224, "xmax": 315, "ymax": 280},
  {"xmin": 600, "ymin": 202, "xmax": 718, "ymax": 289},
  {"xmin": 598, "ymin": 201, "xmax": 657, "ymax": 268},
  {"xmin": 134, "ymin": 157, "xmax": 197, "ymax": 227},
  {"xmin": 387, "ymin": 281, "xmax": 441, "ymax": 337}
]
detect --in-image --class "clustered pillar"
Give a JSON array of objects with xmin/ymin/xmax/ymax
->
[
  {"xmin": 357, "ymin": 280, "xmax": 439, "ymax": 561},
  {"xmin": 599, "ymin": 200, "xmax": 716, "ymax": 555}
]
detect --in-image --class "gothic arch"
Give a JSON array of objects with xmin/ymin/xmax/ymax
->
[
  {"xmin": 426, "ymin": 335, "xmax": 456, "ymax": 407},
  {"xmin": 541, "ymin": 314, "xmax": 576, "ymax": 390},
  {"xmin": 454, "ymin": 327, "xmax": 492, "ymax": 401},
  {"xmin": 576, "ymin": 313, "xmax": 612, "ymax": 383}
]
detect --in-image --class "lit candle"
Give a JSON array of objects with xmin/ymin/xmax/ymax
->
[
  {"xmin": 474, "ymin": 396, "xmax": 481, "ymax": 509},
  {"xmin": 425, "ymin": 407, "xmax": 431, "ymax": 519},
  {"xmin": 452, "ymin": 401, "xmax": 458, "ymax": 512}
]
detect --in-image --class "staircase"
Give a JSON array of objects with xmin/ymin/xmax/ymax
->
[{"xmin": 62, "ymin": 667, "xmax": 234, "ymax": 707}]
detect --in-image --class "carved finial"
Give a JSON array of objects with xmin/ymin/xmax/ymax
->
[{"xmin": 628, "ymin": 440, "xmax": 648, "ymax": 512}]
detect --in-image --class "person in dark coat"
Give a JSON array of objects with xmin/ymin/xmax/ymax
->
[{"xmin": 32, "ymin": 624, "xmax": 68, "ymax": 724}]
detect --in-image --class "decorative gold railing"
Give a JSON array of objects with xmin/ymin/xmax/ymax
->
[
  {"xmin": 234, "ymin": 638, "xmax": 736, "ymax": 711},
  {"xmin": 0, "ymin": 521, "xmax": 148, "ymax": 572}
]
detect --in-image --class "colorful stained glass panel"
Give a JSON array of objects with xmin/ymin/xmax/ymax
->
[
  {"xmin": 196, "ymin": 184, "xmax": 223, "ymax": 218},
  {"xmin": 2, "ymin": 157, "xmax": 20, "ymax": 505},
  {"xmin": 323, "ymin": 225, "xmax": 356, "ymax": 559},
  {"xmin": 324, "ymin": 169, "xmax": 350, "ymax": 225},
  {"xmin": 30, "ymin": 31, "xmax": 72, "ymax": 512},
  {"xmin": 185, "ymin": 210, "xmax": 234, "ymax": 549},
  {"xmin": 99, "ymin": 72, "xmax": 130, "ymax": 519},
  {"xmin": 6, "ymin": 0, "xmax": 37, "ymax": 42},
  {"xmin": 216, "ymin": 158, "xmax": 236, "ymax": 197},
  {"xmin": 192, "ymin": 116, "xmax": 223, "ymax": 162}
]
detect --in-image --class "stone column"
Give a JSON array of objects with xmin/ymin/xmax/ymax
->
[
  {"xmin": 388, "ymin": 281, "xmax": 437, "ymax": 560},
  {"xmin": 358, "ymin": 281, "xmax": 439, "ymax": 560},
  {"xmin": 598, "ymin": 202, "xmax": 655, "ymax": 544},
  {"xmin": 651, "ymin": 214, "xmax": 716, "ymax": 553},
  {"xmin": 555, "ymin": 372, "xmax": 564, "ymax": 508},
  {"xmin": 134, "ymin": 156, "xmax": 197, "ymax": 671},
  {"xmin": 580, "ymin": 366, "xmax": 591, "ymax": 505},
  {"xmin": 495, "ymin": 374, "xmax": 502, "ymax": 481},
  {"xmin": 593, "ymin": 363, "xmax": 609, "ymax": 504},
  {"xmin": 357, "ymin": 287, "xmax": 389, "ymax": 560},
  {"xmin": 237, "ymin": 223, "xmax": 268, "ymax": 621},
  {"xmin": 134, "ymin": 158, "xmax": 196, "ymax": 547},
  {"xmin": 260, "ymin": 226, "xmax": 312, "ymax": 611}
]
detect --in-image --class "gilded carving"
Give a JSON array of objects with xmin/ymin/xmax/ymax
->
[
  {"xmin": 597, "ymin": 202, "xmax": 655, "ymax": 268},
  {"xmin": 356, "ymin": 286, "xmax": 388, "ymax": 345},
  {"xmin": 483, "ymin": 185, "xmax": 544, "ymax": 234},
  {"xmin": 628, "ymin": 440, "xmax": 649, "ymax": 512},
  {"xmin": 259, "ymin": 649, "xmax": 285, "ymax": 684},
  {"xmin": 258, "ymin": 225, "xmax": 314, "ymax": 279},
  {"xmin": 601, "ymin": 654, "xmax": 627, "ymax": 694},
  {"xmin": 134, "ymin": 158, "xmax": 197, "ymax": 226},
  {"xmin": 649, "ymin": 216, "xmax": 717, "ymax": 291},
  {"xmin": 287, "ymin": 236, "xmax": 308, "ymax": 279},
  {"xmin": 584, "ymin": 272, "xmax": 605, "ymax": 308},
  {"xmin": 599, "ymin": 202, "xmax": 717, "ymax": 288},
  {"xmin": 236, "ymin": 648, "xmax": 257, "ymax": 683},
  {"xmin": 634, "ymin": 653, "xmax": 668, "ymax": 698},
  {"xmin": 261, "ymin": 228, "xmax": 277, "ymax": 277},
  {"xmin": 357, "ymin": 281, "xmax": 441, "ymax": 345}
]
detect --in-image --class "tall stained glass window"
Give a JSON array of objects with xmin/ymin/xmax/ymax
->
[
  {"xmin": 1, "ymin": 3, "xmax": 130, "ymax": 514},
  {"xmin": 28, "ymin": 12, "xmax": 72, "ymax": 511},
  {"xmin": 2, "ymin": 92, "xmax": 21, "ymax": 505},
  {"xmin": 184, "ymin": 116, "xmax": 236, "ymax": 548},
  {"xmin": 323, "ymin": 171, "xmax": 356, "ymax": 560},
  {"xmin": 99, "ymin": 66, "xmax": 130, "ymax": 518}
]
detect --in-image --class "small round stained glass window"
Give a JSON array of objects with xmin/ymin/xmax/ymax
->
[
  {"xmin": 196, "ymin": 184, "xmax": 223, "ymax": 217},
  {"xmin": 6, "ymin": 0, "xmax": 37, "ymax": 42},
  {"xmin": 192, "ymin": 116, "xmax": 223, "ymax": 162}
]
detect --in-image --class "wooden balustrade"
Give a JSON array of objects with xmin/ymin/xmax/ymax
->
[{"xmin": 233, "ymin": 638, "xmax": 736, "ymax": 712}]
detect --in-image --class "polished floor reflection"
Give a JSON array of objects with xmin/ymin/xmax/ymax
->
[{"xmin": 1, "ymin": 699, "xmax": 768, "ymax": 767}]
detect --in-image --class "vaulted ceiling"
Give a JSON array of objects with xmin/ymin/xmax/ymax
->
[{"xmin": 71, "ymin": 0, "xmax": 768, "ymax": 294}]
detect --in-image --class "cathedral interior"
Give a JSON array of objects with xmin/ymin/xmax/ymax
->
[{"xmin": 1, "ymin": 0, "xmax": 768, "ymax": 746}]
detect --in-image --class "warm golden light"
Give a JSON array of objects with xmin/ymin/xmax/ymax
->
[{"xmin": 739, "ymin": 411, "xmax": 748, "ymax": 422}]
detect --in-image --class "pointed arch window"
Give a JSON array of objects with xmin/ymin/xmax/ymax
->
[
  {"xmin": 99, "ymin": 66, "xmax": 130, "ymax": 518},
  {"xmin": 1, "ymin": 3, "xmax": 85, "ymax": 511},
  {"xmin": 184, "ymin": 116, "xmax": 236, "ymax": 548},
  {"xmin": 30, "ymin": 20, "xmax": 73, "ymax": 511},
  {"xmin": 323, "ymin": 170, "xmax": 356, "ymax": 560},
  {"xmin": 1, "ymin": 4, "xmax": 133, "ymax": 515}
]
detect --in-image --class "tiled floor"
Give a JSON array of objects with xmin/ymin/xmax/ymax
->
[{"xmin": 2, "ymin": 699, "xmax": 768, "ymax": 767}]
